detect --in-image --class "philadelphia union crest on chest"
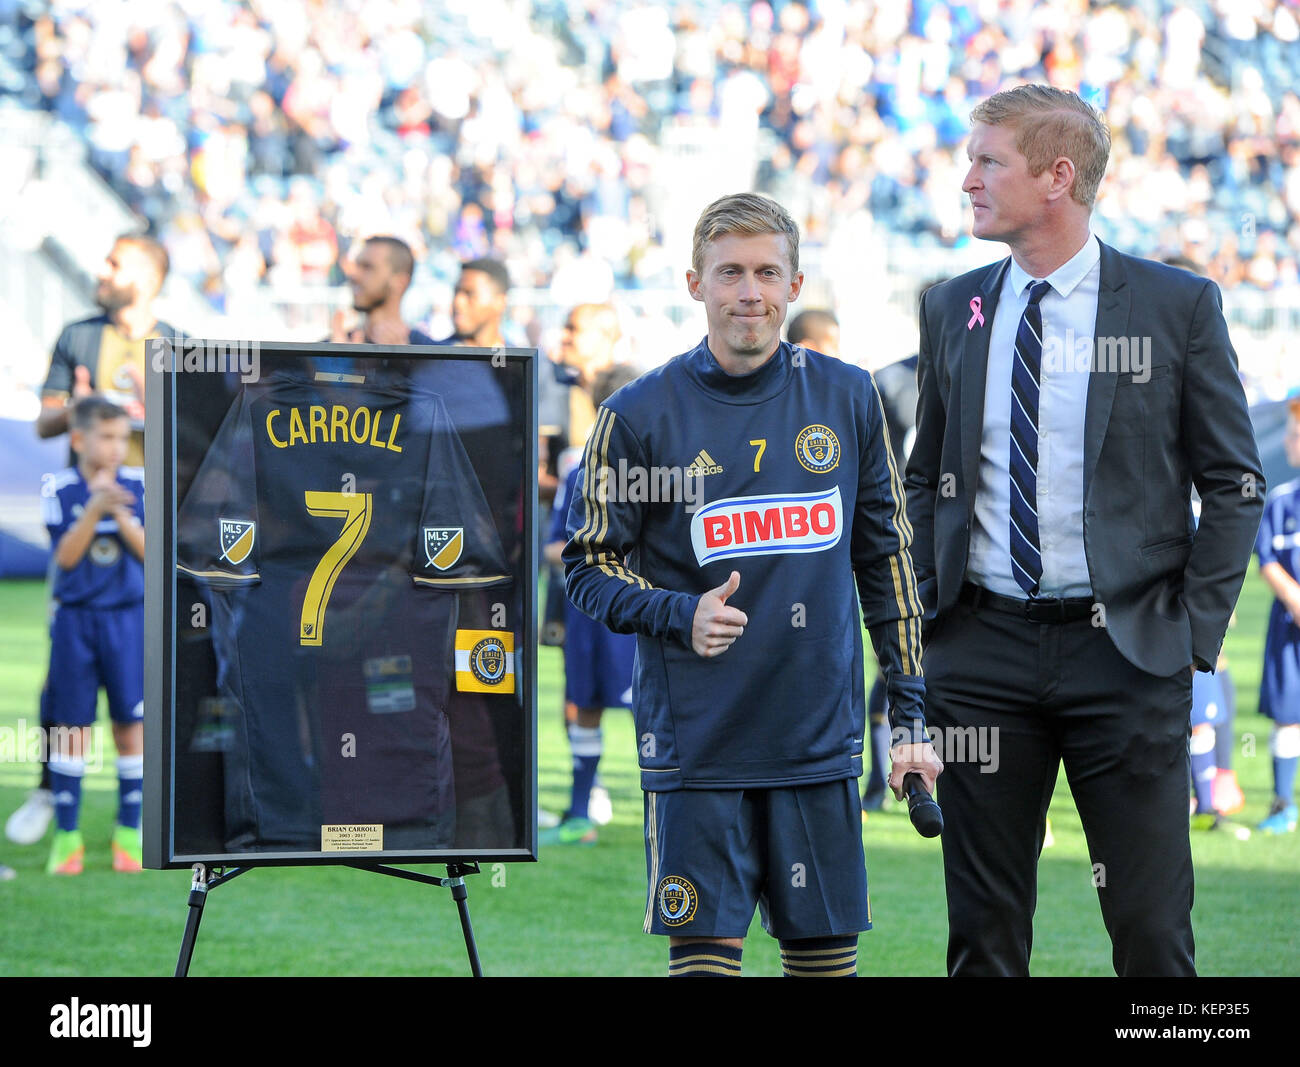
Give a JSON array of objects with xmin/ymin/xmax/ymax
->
[
  {"xmin": 89, "ymin": 536, "xmax": 121, "ymax": 566},
  {"xmin": 219, "ymin": 519, "xmax": 255, "ymax": 564},
  {"xmin": 424, "ymin": 527, "xmax": 463, "ymax": 570},
  {"xmin": 795, "ymin": 424, "xmax": 840, "ymax": 473},
  {"xmin": 657, "ymin": 875, "xmax": 699, "ymax": 926}
]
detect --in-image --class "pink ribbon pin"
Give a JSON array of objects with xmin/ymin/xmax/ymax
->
[{"xmin": 967, "ymin": 296, "xmax": 984, "ymax": 330}]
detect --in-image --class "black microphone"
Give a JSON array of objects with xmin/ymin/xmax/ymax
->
[{"xmin": 904, "ymin": 772, "xmax": 943, "ymax": 838}]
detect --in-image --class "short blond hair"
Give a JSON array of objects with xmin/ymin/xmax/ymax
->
[
  {"xmin": 970, "ymin": 85, "xmax": 1111, "ymax": 207},
  {"xmin": 691, "ymin": 193, "xmax": 801, "ymax": 275}
]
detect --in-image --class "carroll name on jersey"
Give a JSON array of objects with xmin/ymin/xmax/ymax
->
[{"xmin": 263, "ymin": 403, "xmax": 404, "ymax": 453}]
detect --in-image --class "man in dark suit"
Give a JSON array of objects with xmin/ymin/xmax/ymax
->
[{"xmin": 906, "ymin": 85, "xmax": 1264, "ymax": 977}]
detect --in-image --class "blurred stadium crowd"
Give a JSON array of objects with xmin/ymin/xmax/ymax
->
[
  {"xmin": 17, "ymin": 0, "xmax": 1300, "ymax": 284},
  {"xmin": 4, "ymin": 0, "xmax": 1300, "ymax": 385}
]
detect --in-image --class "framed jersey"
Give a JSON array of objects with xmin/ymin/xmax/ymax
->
[{"xmin": 144, "ymin": 341, "xmax": 538, "ymax": 868}]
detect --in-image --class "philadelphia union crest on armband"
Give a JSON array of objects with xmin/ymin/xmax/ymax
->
[
  {"xmin": 657, "ymin": 875, "xmax": 699, "ymax": 926},
  {"xmin": 795, "ymin": 424, "xmax": 840, "ymax": 473},
  {"xmin": 219, "ymin": 519, "xmax": 255, "ymax": 565},
  {"xmin": 454, "ymin": 629, "xmax": 516, "ymax": 693},
  {"xmin": 423, "ymin": 527, "xmax": 463, "ymax": 570}
]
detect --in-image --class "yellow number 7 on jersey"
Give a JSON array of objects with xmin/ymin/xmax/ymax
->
[{"xmin": 300, "ymin": 490, "xmax": 373, "ymax": 646}]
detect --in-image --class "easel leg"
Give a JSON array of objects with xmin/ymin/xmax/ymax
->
[
  {"xmin": 446, "ymin": 863, "xmax": 482, "ymax": 977},
  {"xmin": 175, "ymin": 863, "xmax": 209, "ymax": 978}
]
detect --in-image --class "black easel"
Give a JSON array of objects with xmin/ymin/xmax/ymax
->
[{"xmin": 174, "ymin": 861, "xmax": 482, "ymax": 977}]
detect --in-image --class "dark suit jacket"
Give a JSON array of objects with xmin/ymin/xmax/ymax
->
[{"xmin": 905, "ymin": 241, "xmax": 1264, "ymax": 676}]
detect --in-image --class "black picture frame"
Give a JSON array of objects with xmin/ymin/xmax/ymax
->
[{"xmin": 143, "ymin": 339, "xmax": 538, "ymax": 869}]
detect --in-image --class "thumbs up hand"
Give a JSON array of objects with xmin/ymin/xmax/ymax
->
[{"xmin": 691, "ymin": 570, "xmax": 748, "ymax": 658}]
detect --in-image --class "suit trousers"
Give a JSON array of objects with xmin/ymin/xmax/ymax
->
[{"xmin": 924, "ymin": 596, "xmax": 1197, "ymax": 976}]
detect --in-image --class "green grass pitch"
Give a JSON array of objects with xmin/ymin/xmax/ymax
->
[{"xmin": 0, "ymin": 575, "xmax": 1294, "ymax": 977}]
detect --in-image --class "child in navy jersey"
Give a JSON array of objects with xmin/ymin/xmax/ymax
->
[
  {"xmin": 40, "ymin": 397, "xmax": 146, "ymax": 874},
  {"xmin": 1254, "ymin": 399, "xmax": 1300, "ymax": 834}
]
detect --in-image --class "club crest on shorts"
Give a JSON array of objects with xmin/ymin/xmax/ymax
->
[
  {"xmin": 657, "ymin": 875, "xmax": 699, "ymax": 926},
  {"xmin": 424, "ymin": 527, "xmax": 463, "ymax": 570},
  {"xmin": 219, "ymin": 519, "xmax": 255, "ymax": 564},
  {"xmin": 795, "ymin": 424, "xmax": 840, "ymax": 473}
]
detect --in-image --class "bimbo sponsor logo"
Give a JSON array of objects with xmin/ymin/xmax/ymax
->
[{"xmin": 690, "ymin": 486, "xmax": 843, "ymax": 565}]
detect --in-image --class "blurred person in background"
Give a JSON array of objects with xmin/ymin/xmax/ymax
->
[
  {"xmin": 542, "ymin": 357, "xmax": 642, "ymax": 845},
  {"xmin": 329, "ymin": 235, "xmax": 435, "ymax": 346},
  {"xmin": 7, "ymin": 235, "xmax": 175, "ymax": 849},
  {"xmin": 1252, "ymin": 397, "xmax": 1300, "ymax": 835},
  {"xmin": 36, "ymin": 234, "xmax": 174, "ymax": 468},
  {"xmin": 785, "ymin": 308, "xmax": 841, "ymax": 358},
  {"xmin": 439, "ymin": 257, "xmax": 512, "ymax": 350}
]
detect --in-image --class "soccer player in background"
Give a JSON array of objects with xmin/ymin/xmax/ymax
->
[
  {"xmin": 329, "ymin": 235, "xmax": 436, "ymax": 346},
  {"xmin": 439, "ymin": 257, "xmax": 511, "ymax": 349},
  {"xmin": 1253, "ymin": 398, "xmax": 1300, "ymax": 834},
  {"xmin": 36, "ymin": 234, "xmax": 172, "ymax": 466},
  {"xmin": 542, "ymin": 362, "xmax": 640, "ymax": 846},
  {"xmin": 785, "ymin": 308, "xmax": 841, "ymax": 359},
  {"xmin": 564, "ymin": 192, "xmax": 941, "ymax": 976},
  {"xmin": 6, "ymin": 234, "xmax": 173, "ymax": 847},
  {"xmin": 40, "ymin": 397, "xmax": 146, "ymax": 874}
]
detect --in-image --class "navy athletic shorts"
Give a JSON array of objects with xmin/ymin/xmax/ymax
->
[
  {"xmin": 46, "ymin": 603, "xmax": 144, "ymax": 727},
  {"xmin": 563, "ymin": 604, "xmax": 635, "ymax": 709},
  {"xmin": 642, "ymin": 778, "xmax": 871, "ymax": 939}
]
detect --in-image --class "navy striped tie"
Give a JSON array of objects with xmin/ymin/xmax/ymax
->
[{"xmin": 1009, "ymin": 280, "xmax": 1052, "ymax": 596}]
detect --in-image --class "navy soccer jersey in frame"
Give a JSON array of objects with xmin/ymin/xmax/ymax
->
[{"xmin": 177, "ymin": 371, "xmax": 509, "ymax": 850}]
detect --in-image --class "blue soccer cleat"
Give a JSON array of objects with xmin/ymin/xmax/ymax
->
[{"xmin": 1257, "ymin": 799, "xmax": 1298, "ymax": 835}]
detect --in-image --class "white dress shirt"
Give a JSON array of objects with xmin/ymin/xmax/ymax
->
[{"xmin": 967, "ymin": 234, "xmax": 1100, "ymax": 598}]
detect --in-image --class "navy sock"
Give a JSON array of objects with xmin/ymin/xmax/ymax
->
[
  {"xmin": 568, "ymin": 725, "xmax": 601, "ymax": 821},
  {"xmin": 668, "ymin": 942, "xmax": 743, "ymax": 977},
  {"xmin": 49, "ymin": 756, "xmax": 84, "ymax": 833},
  {"xmin": 779, "ymin": 935, "xmax": 858, "ymax": 977},
  {"xmin": 1275, "ymin": 756, "xmax": 1298, "ymax": 805},
  {"xmin": 117, "ymin": 754, "xmax": 143, "ymax": 830}
]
